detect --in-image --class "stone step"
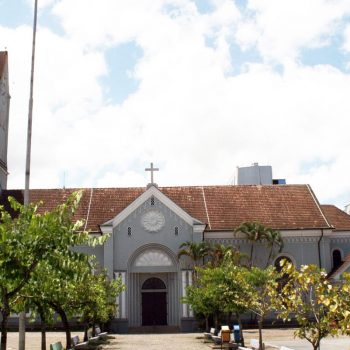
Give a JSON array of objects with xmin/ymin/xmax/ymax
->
[{"xmin": 128, "ymin": 326, "xmax": 180, "ymax": 334}]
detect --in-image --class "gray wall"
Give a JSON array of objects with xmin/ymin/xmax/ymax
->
[
  {"xmin": 114, "ymin": 195, "xmax": 194, "ymax": 270},
  {"xmin": 205, "ymin": 229, "xmax": 332, "ymax": 271}
]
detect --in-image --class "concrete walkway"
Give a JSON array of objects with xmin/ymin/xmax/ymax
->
[
  {"xmin": 108, "ymin": 332, "xmax": 350, "ymax": 350},
  {"xmin": 3, "ymin": 330, "xmax": 350, "ymax": 350}
]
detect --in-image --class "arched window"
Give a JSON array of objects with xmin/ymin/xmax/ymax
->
[
  {"xmin": 332, "ymin": 249, "xmax": 342, "ymax": 269},
  {"xmin": 274, "ymin": 256, "xmax": 293, "ymax": 272},
  {"xmin": 142, "ymin": 277, "xmax": 166, "ymax": 290},
  {"xmin": 274, "ymin": 256, "xmax": 293, "ymax": 293}
]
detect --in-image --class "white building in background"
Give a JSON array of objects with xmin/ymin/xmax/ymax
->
[
  {"xmin": 345, "ymin": 204, "xmax": 350, "ymax": 215},
  {"xmin": 236, "ymin": 163, "xmax": 286, "ymax": 185}
]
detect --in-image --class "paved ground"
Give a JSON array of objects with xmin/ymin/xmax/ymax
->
[{"xmin": 2, "ymin": 329, "xmax": 350, "ymax": 350}]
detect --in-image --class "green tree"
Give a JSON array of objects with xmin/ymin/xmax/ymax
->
[
  {"xmin": 79, "ymin": 270, "xmax": 125, "ymax": 339},
  {"xmin": 242, "ymin": 267, "xmax": 280, "ymax": 350},
  {"xmin": 184, "ymin": 265, "xmax": 226, "ymax": 330},
  {"xmin": 277, "ymin": 262, "xmax": 341, "ymax": 350},
  {"xmin": 185, "ymin": 283, "xmax": 220, "ymax": 332},
  {"xmin": 0, "ymin": 191, "xmax": 89, "ymax": 350},
  {"xmin": 25, "ymin": 252, "xmax": 123, "ymax": 350},
  {"xmin": 209, "ymin": 262, "xmax": 249, "ymax": 345},
  {"xmin": 185, "ymin": 260, "xmax": 249, "ymax": 344}
]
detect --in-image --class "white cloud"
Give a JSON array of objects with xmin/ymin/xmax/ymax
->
[
  {"xmin": 237, "ymin": 0, "xmax": 350, "ymax": 63},
  {"xmin": 2, "ymin": 0, "xmax": 350, "ymax": 209},
  {"xmin": 343, "ymin": 23, "xmax": 350, "ymax": 52}
]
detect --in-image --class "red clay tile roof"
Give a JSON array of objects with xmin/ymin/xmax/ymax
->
[
  {"xmin": 321, "ymin": 205, "xmax": 350, "ymax": 231},
  {"xmin": 1, "ymin": 184, "xmax": 331, "ymax": 232},
  {"xmin": 0, "ymin": 52, "xmax": 7, "ymax": 80}
]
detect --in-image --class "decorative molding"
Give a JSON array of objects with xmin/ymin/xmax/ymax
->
[
  {"xmin": 193, "ymin": 224, "xmax": 206, "ymax": 234},
  {"xmin": 128, "ymin": 243, "xmax": 179, "ymax": 273},
  {"xmin": 331, "ymin": 237, "xmax": 350, "ymax": 244},
  {"xmin": 134, "ymin": 249, "xmax": 173, "ymax": 267},
  {"xmin": 141, "ymin": 210, "xmax": 165, "ymax": 232},
  {"xmin": 99, "ymin": 225, "xmax": 113, "ymax": 234}
]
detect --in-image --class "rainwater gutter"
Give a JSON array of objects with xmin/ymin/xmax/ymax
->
[{"xmin": 318, "ymin": 229, "xmax": 324, "ymax": 268}]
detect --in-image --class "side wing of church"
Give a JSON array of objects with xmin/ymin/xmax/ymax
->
[{"xmin": 4, "ymin": 182, "xmax": 350, "ymax": 332}]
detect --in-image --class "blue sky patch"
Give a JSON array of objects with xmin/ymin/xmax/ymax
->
[
  {"xmin": 192, "ymin": 0, "xmax": 214, "ymax": 14},
  {"xmin": 229, "ymin": 41, "xmax": 262, "ymax": 75},
  {"xmin": 100, "ymin": 42, "xmax": 143, "ymax": 105},
  {"xmin": 234, "ymin": 0, "xmax": 248, "ymax": 12},
  {"xmin": 300, "ymin": 44, "xmax": 349, "ymax": 72},
  {"xmin": 0, "ymin": 0, "xmax": 31, "ymax": 28},
  {"xmin": 38, "ymin": 6, "xmax": 65, "ymax": 36},
  {"xmin": 299, "ymin": 158, "xmax": 335, "ymax": 176}
]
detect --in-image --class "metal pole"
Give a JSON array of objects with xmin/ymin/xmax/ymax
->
[{"xmin": 19, "ymin": 0, "xmax": 38, "ymax": 348}]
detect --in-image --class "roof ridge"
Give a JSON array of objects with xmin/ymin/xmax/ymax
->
[
  {"xmin": 306, "ymin": 184, "xmax": 332, "ymax": 228},
  {"xmin": 201, "ymin": 186, "xmax": 211, "ymax": 230}
]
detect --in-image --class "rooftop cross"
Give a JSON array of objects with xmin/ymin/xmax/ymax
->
[{"xmin": 145, "ymin": 162, "xmax": 159, "ymax": 185}]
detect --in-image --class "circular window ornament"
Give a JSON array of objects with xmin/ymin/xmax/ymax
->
[{"xmin": 141, "ymin": 210, "xmax": 165, "ymax": 232}]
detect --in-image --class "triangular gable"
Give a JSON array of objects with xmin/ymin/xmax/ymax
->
[{"xmin": 100, "ymin": 185, "xmax": 203, "ymax": 228}]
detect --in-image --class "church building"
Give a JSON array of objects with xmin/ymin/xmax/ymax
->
[
  {"xmin": 3, "ymin": 164, "xmax": 350, "ymax": 332},
  {"xmin": 2, "ymin": 51, "xmax": 350, "ymax": 332}
]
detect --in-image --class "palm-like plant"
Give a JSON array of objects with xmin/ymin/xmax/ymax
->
[
  {"xmin": 264, "ymin": 228, "xmax": 284, "ymax": 267},
  {"xmin": 235, "ymin": 222, "xmax": 267, "ymax": 267},
  {"xmin": 235, "ymin": 222, "xmax": 282, "ymax": 267},
  {"xmin": 178, "ymin": 241, "xmax": 210, "ymax": 267},
  {"xmin": 208, "ymin": 243, "xmax": 245, "ymax": 267}
]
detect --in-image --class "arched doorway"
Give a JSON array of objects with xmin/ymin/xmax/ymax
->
[
  {"xmin": 141, "ymin": 277, "xmax": 167, "ymax": 326},
  {"xmin": 332, "ymin": 249, "xmax": 342, "ymax": 269}
]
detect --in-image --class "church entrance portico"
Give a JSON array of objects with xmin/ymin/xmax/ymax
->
[{"xmin": 125, "ymin": 245, "xmax": 181, "ymax": 329}]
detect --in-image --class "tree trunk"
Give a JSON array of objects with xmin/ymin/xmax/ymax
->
[
  {"xmin": 266, "ymin": 248, "xmax": 273, "ymax": 268},
  {"xmin": 250, "ymin": 244, "xmax": 254, "ymax": 267},
  {"xmin": 1, "ymin": 309, "xmax": 9, "ymax": 350},
  {"xmin": 83, "ymin": 323, "xmax": 89, "ymax": 342},
  {"xmin": 313, "ymin": 339, "xmax": 320, "ymax": 350},
  {"xmin": 57, "ymin": 309, "xmax": 71, "ymax": 350},
  {"xmin": 258, "ymin": 318, "xmax": 263, "ymax": 350},
  {"xmin": 205, "ymin": 316, "xmax": 209, "ymax": 332},
  {"xmin": 214, "ymin": 313, "xmax": 219, "ymax": 331},
  {"xmin": 39, "ymin": 313, "xmax": 47, "ymax": 350},
  {"xmin": 236, "ymin": 313, "xmax": 244, "ymax": 346}
]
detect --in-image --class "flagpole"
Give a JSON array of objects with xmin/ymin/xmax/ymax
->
[{"xmin": 19, "ymin": 0, "xmax": 38, "ymax": 348}]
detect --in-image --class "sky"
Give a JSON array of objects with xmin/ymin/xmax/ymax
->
[{"xmin": 1, "ymin": 0, "xmax": 350, "ymax": 209}]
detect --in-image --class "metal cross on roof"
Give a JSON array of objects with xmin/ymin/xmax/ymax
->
[{"xmin": 145, "ymin": 162, "xmax": 159, "ymax": 185}]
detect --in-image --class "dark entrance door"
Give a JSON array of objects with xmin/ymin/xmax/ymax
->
[
  {"xmin": 142, "ymin": 292, "xmax": 167, "ymax": 325},
  {"xmin": 141, "ymin": 277, "xmax": 167, "ymax": 326}
]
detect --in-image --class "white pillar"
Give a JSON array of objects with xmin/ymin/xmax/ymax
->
[
  {"xmin": 188, "ymin": 271, "xmax": 194, "ymax": 317},
  {"xmin": 182, "ymin": 270, "xmax": 188, "ymax": 317},
  {"xmin": 115, "ymin": 271, "xmax": 126, "ymax": 318}
]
